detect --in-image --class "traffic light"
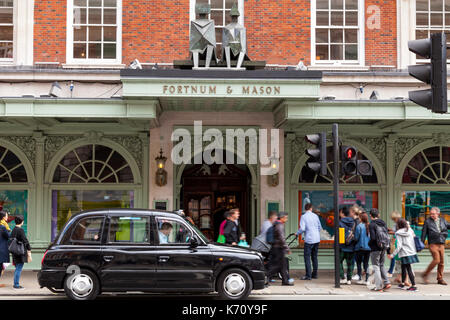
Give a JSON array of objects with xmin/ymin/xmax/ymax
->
[
  {"xmin": 341, "ymin": 146, "xmax": 357, "ymax": 175},
  {"xmin": 408, "ymin": 32, "xmax": 448, "ymax": 114},
  {"xmin": 305, "ymin": 132, "xmax": 327, "ymax": 175},
  {"xmin": 357, "ymin": 160, "xmax": 373, "ymax": 176}
]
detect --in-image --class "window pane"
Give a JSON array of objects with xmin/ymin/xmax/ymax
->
[
  {"xmin": 73, "ymin": 8, "xmax": 86, "ymax": 24},
  {"xmin": 416, "ymin": 29, "xmax": 428, "ymax": 39},
  {"xmin": 0, "ymin": 26, "xmax": 13, "ymax": 41},
  {"xmin": 74, "ymin": 0, "xmax": 87, "ymax": 6},
  {"xmin": 345, "ymin": 44, "xmax": 358, "ymax": 59},
  {"xmin": 0, "ymin": 7, "xmax": 13, "ymax": 24},
  {"xmin": 446, "ymin": 0, "xmax": 450, "ymax": 10},
  {"xmin": 345, "ymin": 11, "xmax": 358, "ymax": 26},
  {"xmin": 225, "ymin": 11, "xmax": 232, "ymax": 24},
  {"xmin": 316, "ymin": 11, "xmax": 329, "ymax": 26},
  {"xmin": 345, "ymin": 29, "xmax": 357, "ymax": 43},
  {"xmin": 345, "ymin": 0, "xmax": 358, "ymax": 9},
  {"xmin": 330, "ymin": 44, "xmax": 343, "ymax": 59},
  {"xmin": 416, "ymin": 12, "xmax": 429, "ymax": 26},
  {"xmin": 215, "ymin": 27, "xmax": 223, "ymax": 43},
  {"xmin": 157, "ymin": 219, "xmax": 192, "ymax": 244},
  {"xmin": 416, "ymin": 0, "xmax": 428, "ymax": 11},
  {"xmin": 331, "ymin": 0, "xmax": 343, "ymax": 9},
  {"xmin": 316, "ymin": 29, "xmax": 329, "ymax": 43},
  {"xmin": 74, "ymin": 26, "xmax": 87, "ymax": 41},
  {"xmin": 431, "ymin": 0, "xmax": 443, "ymax": 11},
  {"xmin": 88, "ymin": 43, "xmax": 101, "ymax": 58},
  {"xmin": 89, "ymin": 0, "xmax": 102, "ymax": 7},
  {"xmin": 330, "ymin": 29, "xmax": 343, "ymax": 43},
  {"xmin": 89, "ymin": 26, "xmax": 102, "ymax": 41},
  {"xmin": 317, "ymin": 0, "xmax": 329, "ymax": 9},
  {"xmin": 446, "ymin": 13, "xmax": 450, "ymax": 26},
  {"xmin": 211, "ymin": 0, "xmax": 223, "ymax": 9},
  {"xmin": 431, "ymin": 13, "xmax": 444, "ymax": 26},
  {"xmin": 109, "ymin": 216, "xmax": 150, "ymax": 243},
  {"xmin": 316, "ymin": 45, "xmax": 329, "ymax": 60},
  {"xmin": 225, "ymin": 0, "xmax": 234, "ymax": 9},
  {"xmin": 104, "ymin": 9, "xmax": 116, "ymax": 24},
  {"xmin": 103, "ymin": 43, "xmax": 116, "ymax": 59},
  {"xmin": 211, "ymin": 10, "xmax": 223, "ymax": 26},
  {"xmin": 104, "ymin": 0, "xmax": 117, "ymax": 7},
  {"xmin": 103, "ymin": 26, "xmax": 116, "ymax": 41},
  {"xmin": 89, "ymin": 8, "xmax": 102, "ymax": 24},
  {"xmin": 71, "ymin": 217, "xmax": 103, "ymax": 242},
  {"xmin": 331, "ymin": 11, "xmax": 343, "ymax": 25},
  {"xmin": 0, "ymin": 42, "xmax": 12, "ymax": 59}
]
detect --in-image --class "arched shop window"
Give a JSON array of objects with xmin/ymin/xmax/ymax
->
[
  {"xmin": 401, "ymin": 146, "xmax": 450, "ymax": 247},
  {"xmin": 51, "ymin": 144, "xmax": 136, "ymax": 240},
  {"xmin": 0, "ymin": 146, "xmax": 29, "ymax": 235},
  {"xmin": 297, "ymin": 146, "xmax": 379, "ymax": 248}
]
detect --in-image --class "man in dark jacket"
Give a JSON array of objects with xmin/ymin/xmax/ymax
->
[
  {"xmin": 223, "ymin": 208, "xmax": 240, "ymax": 245},
  {"xmin": 267, "ymin": 212, "xmax": 293, "ymax": 286},
  {"xmin": 368, "ymin": 208, "xmax": 391, "ymax": 291},
  {"xmin": 339, "ymin": 207, "xmax": 356, "ymax": 284},
  {"xmin": 421, "ymin": 207, "xmax": 450, "ymax": 285}
]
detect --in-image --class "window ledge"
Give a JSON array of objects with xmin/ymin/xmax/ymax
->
[
  {"xmin": 308, "ymin": 65, "xmax": 370, "ymax": 71},
  {"xmin": 62, "ymin": 63, "xmax": 126, "ymax": 69}
]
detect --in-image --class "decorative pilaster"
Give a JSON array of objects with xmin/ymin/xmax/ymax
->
[
  {"xmin": 385, "ymin": 135, "xmax": 396, "ymax": 226},
  {"xmin": 33, "ymin": 131, "xmax": 47, "ymax": 247},
  {"xmin": 139, "ymin": 132, "xmax": 150, "ymax": 209},
  {"xmin": 285, "ymin": 132, "xmax": 296, "ymax": 234}
]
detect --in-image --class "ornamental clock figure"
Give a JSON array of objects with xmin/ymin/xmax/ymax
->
[
  {"xmin": 189, "ymin": 3, "xmax": 217, "ymax": 68},
  {"xmin": 222, "ymin": 3, "xmax": 248, "ymax": 69}
]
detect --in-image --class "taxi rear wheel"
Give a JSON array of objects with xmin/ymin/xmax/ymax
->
[
  {"xmin": 64, "ymin": 268, "xmax": 100, "ymax": 301},
  {"xmin": 217, "ymin": 268, "xmax": 252, "ymax": 300}
]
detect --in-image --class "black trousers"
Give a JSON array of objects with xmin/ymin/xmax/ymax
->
[
  {"xmin": 267, "ymin": 247, "xmax": 289, "ymax": 284},
  {"xmin": 401, "ymin": 263, "xmax": 415, "ymax": 286}
]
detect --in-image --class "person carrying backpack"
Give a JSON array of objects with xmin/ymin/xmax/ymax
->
[
  {"xmin": 339, "ymin": 206, "xmax": 356, "ymax": 284},
  {"xmin": 368, "ymin": 208, "xmax": 391, "ymax": 292}
]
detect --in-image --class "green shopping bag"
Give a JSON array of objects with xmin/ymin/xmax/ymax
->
[{"xmin": 217, "ymin": 234, "xmax": 226, "ymax": 244}]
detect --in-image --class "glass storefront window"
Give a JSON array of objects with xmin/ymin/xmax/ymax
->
[
  {"xmin": 299, "ymin": 190, "xmax": 379, "ymax": 247},
  {"xmin": 51, "ymin": 190, "xmax": 134, "ymax": 240},
  {"xmin": 0, "ymin": 190, "xmax": 28, "ymax": 235},
  {"xmin": 402, "ymin": 191, "xmax": 450, "ymax": 246}
]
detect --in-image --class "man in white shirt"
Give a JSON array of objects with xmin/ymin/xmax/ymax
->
[{"xmin": 158, "ymin": 222, "xmax": 173, "ymax": 244}]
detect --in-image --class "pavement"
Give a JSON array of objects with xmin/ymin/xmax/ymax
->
[{"xmin": 0, "ymin": 269, "xmax": 450, "ymax": 298}]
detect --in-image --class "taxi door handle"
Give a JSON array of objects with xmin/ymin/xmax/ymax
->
[
  {"xmin": 103, "ymin": 256, "xmax": 114, "ymax": 262},
  {"xmin": 159, "ymin": 256, "xmax": 170, "ymax": 263}
]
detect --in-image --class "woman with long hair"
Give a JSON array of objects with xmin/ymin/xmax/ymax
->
[{"xmin": 354, "ymin": 212, "xmax": 371, "ymax": 284}]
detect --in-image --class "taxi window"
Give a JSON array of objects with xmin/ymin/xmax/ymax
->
[
  {"xmin": 70, "ymin": 217, "xmax": 104, "ymax": 244},
  {"xmin": 108, "ymin": 216, "xmax": 150, "ymax": 243},
  {"xmin": 156, "ymin": 218, "xmax": 192, "ymax": 245}
]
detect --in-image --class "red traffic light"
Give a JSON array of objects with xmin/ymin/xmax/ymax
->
[{"xmin": 344, "ymin": 147, "xmax": 356, "ymax": 160}]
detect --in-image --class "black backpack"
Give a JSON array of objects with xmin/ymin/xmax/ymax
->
[
  {"xmin": 375, "ymin": 224, "xmax": 390, "ymax": 250},
  {"xmin": 345, "ymin": 221, "xmax": 356, "ymax": 246},
  {"xmin": 266, "ymin": 221, "xmax": 279, "ymax": 244}
]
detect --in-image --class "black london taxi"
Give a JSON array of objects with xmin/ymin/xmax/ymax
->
[{"xmin": 38, "ymin": 209, "xmax": 266, "ymax": 300}]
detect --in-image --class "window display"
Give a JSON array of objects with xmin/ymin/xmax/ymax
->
[
  {"xmin": 298, "ymin": 190, "xmax": 378, "ymax": 248},
  {"xmin": 0, "ymin": 190, "xmax": 28, "ymax": 235}
]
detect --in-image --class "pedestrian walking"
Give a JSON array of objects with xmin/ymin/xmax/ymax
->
[
  {"xmin": 223, "ymin": 208, "xmax": 241, "ymax": 245},
  {"xmin": 368, "ymin": 208, "xmax": 391, "ymax": 292},
  {"xmin": 296, "ymin": 203, "xmax": 321, "ymax": 280},
  {"xmin": 351, "ymin": 205, "xmax": 362, "ymax": 281},
  {"xmin": 0, "ymin": 211, "xmax": 10, "ymax": 287},
  {"xmin": 421, "ymin": 207, "xmax": 450, "ymax": 285},
  {"xmin": 387, "ymin": 211, "xmax": 411, "ymax": 286},
  {"xmin": 354, "ymin": 212, "xmax": 371, "ymax": 284},
  {"xmin": 388, "ymin": 218, "xmax": 419, "ymax": 292},
  {"xmin": 250, "ymin": 210, "xmax": 277, "ymax": 253},
  {"xmin": 339, "ymin": 206, "xmax": 356, "ymax": 284},
  {"xmin": 267, "ymin": 212, "xmax": 293, "ymax": 286},
  {"xmin": 10, "ymin": 215, "xmax": 31, "ymax": 290}
]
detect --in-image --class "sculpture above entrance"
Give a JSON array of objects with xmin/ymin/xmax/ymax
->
[
  {"xmin": 189, "ymin": 3, "xmax": 217, "ymax": 69},
  {"xmin": 222, "ymin": 3, "xmax": 248, "ymax": 69}
]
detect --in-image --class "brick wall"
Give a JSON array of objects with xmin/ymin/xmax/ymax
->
[
  {"xmin": 365, "ymin": 0, "xmax": 397, "ymax": 67},
  {"xmin": 34, "ymin": 1, "xmax": 66, "ymax": 63}
]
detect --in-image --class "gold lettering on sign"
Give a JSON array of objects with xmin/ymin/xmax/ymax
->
[
  {"xmin": 162, "ymin": 85, "xmax": 281, "ymax": 95},
  {"xmin": 227, "ymin": 86, "xmax": 233, "ymax": 94},
  {"xmin": 209, "ymin": 86, "xmax": 216, "ymax": 94},
  {"xmin": 242, "ymin": 86, "xmax": 250, "ymax": 94}
]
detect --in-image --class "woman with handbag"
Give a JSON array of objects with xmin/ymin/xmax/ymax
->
[
  {"xmin": 10, "ymin": 215, "xmax": 31, "ymax": 290},
  {"xmin": 0, "ymin": 211, "xmax": 10, "ymax": 288}
]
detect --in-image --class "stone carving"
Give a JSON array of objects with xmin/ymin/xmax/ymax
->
[
  {"xmin": 108, "ymin": 136, "xmax": 143, "ymax": 171},
  {"xmin": 432, "ymin": 133, "xmax": 450, "ymax": 145},
  {"xmin": 351, "ymin": 137, "xmax": 386, "ymax": 170},
  {"xmin": 189, "ymin": 3, "xmax": 217, "ymax": 68},
  {"xmin": 6, "ymin": 136, "xmax": 36, "ymax": 168},
  {"xmin": 222, "ymin": 3, "xmax": 247, "ymax": 69},
  {"xmin": 394, "ymin": 137, "xmax": 428, "ymax": 171},
  {"xmin": 289, "ymin": 136, "xmax": 307, "ymax": 174},
  {"xmin": 44, "ymin": 136, "xmax": 78, "ymax": 170}
]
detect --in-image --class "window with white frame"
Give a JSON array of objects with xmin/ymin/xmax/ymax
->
[
  {"xmin": 312, "ymin": 0, "xmax": 363, "ymax": 65},
  {"xmin": 68, "ymin": 0, "xmax": 121, "ymax": 63},
  {"xmin": 0, "ymin": 0, "xmax": 14, "ymax": 61},
  {"xmin": 192, "ymin": 0, "xmax": 244, "ymax": 59},
  {"xmin": 415, "ymin": 0, "xmax": 450, "ymax": 61}
]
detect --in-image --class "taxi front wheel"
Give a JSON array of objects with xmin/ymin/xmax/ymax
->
[{"xmin": 217, "ymin": 268, "xmax": 252, "ymax": 300}]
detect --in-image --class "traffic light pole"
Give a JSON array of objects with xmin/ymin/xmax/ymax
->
[{"xmin": 332, "ymin": 123, "xmax": 340, "ymax": 288}]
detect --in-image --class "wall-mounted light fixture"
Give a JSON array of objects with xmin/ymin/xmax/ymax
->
[
  {"xmin": 267, "ymin": 149, "xmax": 280, "ymax": 187},
  {"xmin": 155, "ymin": 148, "xmax": 167, "ymax": 187}
]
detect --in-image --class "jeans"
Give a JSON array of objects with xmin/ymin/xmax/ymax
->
[
  {"xmin": 388, "ymin": 257, "xmax": 396, "ymax": 274},
  {"xmin": 303, "ymin": 242, "xmax": 319, "ymax": 278},
  {"xmin": 355, "ymin": 250, "xmax": 370, "ymax": 281},
  {"xmin": 370, "ymin": 250, "xmax": 390, "ymax": 290},
  {"xmin": 339, "ymin": 251, "xmax": 355, "ymax": 280},
  {"xmin": 14, "ymin": 263, "xmax": 24, "ymax": 288}
]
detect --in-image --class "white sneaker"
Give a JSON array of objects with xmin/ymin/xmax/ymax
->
[
  {"xmin": 357, "ymin": 279, "xmax": 366, "ymax": 285},
  {"xmin": 352, "ymin": 274, "xmax": 360, "ymax": 281},
  {"xmin": 347, "ymin": 280, "xmax": 352, "ymax": 285},
  {"xmin": 340, "ymin": 279, "xmax": 347, "ymax": 284},
  {"xmin": 387, "ymin": 273, "xmax": 393, "ymax": 278}
]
